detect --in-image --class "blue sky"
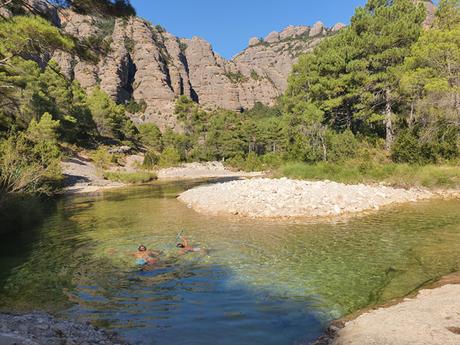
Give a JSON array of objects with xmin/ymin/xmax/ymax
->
[{"xmin": 130, "ymin": 0, "xmax": 368, "ymax": 59}]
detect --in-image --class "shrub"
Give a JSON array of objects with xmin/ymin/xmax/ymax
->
[
  {"xmin": 26, "ymin": 112, "xmax": 60, "ymax": 143},
  {"xmin": 143, "ymin": 150, "xmax": 160, "ymax": 168},
  {"xmin": 327, "ymin": 130, "xmax": 358, "ymax": 162},
  {"xmin": 391, "ymin": 130, "xmax": 424, "ymax": 164},
  {"xmin": 90, "ymin": 146, "xmax": 113, "ymax": 171},
  {"xmin": 103, "ymin": 171, "xmax": 157, "ymax": 184},
  {"xmin": 0, "ymin": 130, "xmax": 61, "ymax": 197},
  {"xmin": 158, "ymin": 147, "xmax": 181, "ymax": 167},
  {"xmin": 138, "ymin": 123, "xmax": 162, "ymax": 150},
  {"xmin": 125, "ymin": 99, "xmax": 147, "ymax": 114}
]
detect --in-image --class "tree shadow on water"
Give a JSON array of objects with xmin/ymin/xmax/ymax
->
[{"xmin": 67, "ymin": 261, "xmax": 327, "ymax": 345}]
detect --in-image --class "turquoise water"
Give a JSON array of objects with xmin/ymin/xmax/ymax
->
[{"xmin": 1, "ymin": 179, "xmax": 460, "ymax": 345}]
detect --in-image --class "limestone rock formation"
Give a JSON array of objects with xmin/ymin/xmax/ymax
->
[
  {"xmin": 332, "ymin": 22, "xmax": 346, "ymax": 32},
  {"xmin": 264, "ymin": 31, "xmax": 280, "ymax": 43},
  {"xmin": 248, "ymin": 37, "xmax": 260, "ymax": 46},
  {"xmin": 310, "ymin": 21, "xmax": 325, "ymax": 37},
  {"xmin": 32, "ymin": 1, "xmax": 343, "ymax": 130}
]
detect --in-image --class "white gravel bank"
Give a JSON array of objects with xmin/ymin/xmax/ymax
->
[
  {"xmin": 178, "ymin": 178, "xmax": 439, "ymax": 219},
  {"xmin": 157, "ymin": 161, "xmax": 263, "ymax": 180}
]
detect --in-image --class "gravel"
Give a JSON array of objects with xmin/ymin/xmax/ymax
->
[
  {"xmin": 0, "ymin": 312, "xmax": 127, "ymax": 345},
  {"xmin": 178, "ymin": 178, "xmax": 438, "ymax": 219}
]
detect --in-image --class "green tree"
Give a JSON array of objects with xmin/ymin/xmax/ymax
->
[
  {"xmin": 138, "ymin": 123, "xmax": 162, "ymax": 151},
  {"xmin": 26, "ymin": 112, "xmax": 60, "ymax": 143},
  {"xmin": 86, "ymin": 87, "xmax": 137, "ymax": 140},
  {"xmin": 399, "ymin": 5, "xmax": 460, "ymax": 162},
  {"xmin": 286, "ymin": 0, "xmax": 426, "ymax": 150}
]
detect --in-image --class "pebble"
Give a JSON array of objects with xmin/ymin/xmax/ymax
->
[{"xmin": 178, "ymin": 178, "xmax": 440, "ymax": 219}]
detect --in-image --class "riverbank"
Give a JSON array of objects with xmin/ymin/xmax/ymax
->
[
  {"xmin": 157, "ymin": 161, "xmax": 263, "ymax": 180},
  {"xmin": 314, "ymin": 272, "xmax": 460, "ymax": 345},
  {"xmin": 0, "ymin": 312, "xmax": 127, "ymax": 345},
  {"xmin": 280, "ymin": 161, "xmax": 460, "ymax": 189},
  {"xmin": 178, "ymin": 178, "xmax": 459, "ymax": 219},
  {"xmin": 61, "ymin": 154, "xmax": 125, "ymax": 194},
  {"xmin": 62, "ymin": 154, "xmax": 263, "ymax": 195}
]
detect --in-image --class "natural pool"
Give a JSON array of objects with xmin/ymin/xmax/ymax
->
[{"xmin": 1, "ymin": 179, "xmax": 460, "ymax": 345}]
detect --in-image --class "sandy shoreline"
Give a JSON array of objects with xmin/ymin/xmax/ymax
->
[
  {"xmin": 61, "ymin": 157, "xmax": 262, "ymax": 195},
  {"xmin": 178, "ymin": 178, "xmax": 459, "ymax": 219}
]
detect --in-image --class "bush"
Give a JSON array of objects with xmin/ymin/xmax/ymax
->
[
  {"xmin": 158, "ymin": 147, "xmax": 181, "ymax": 167},
  {"xmin": 391, "ymin": 130, "xmax": 424, "ymax": 164},
  {"xmin": 0, "ymin": 130, "xmax": 62, "ymax": 197},
  {"xmin": 125, "ymin": 99, "xmax": 147, "ymax": 114},
  {"xmin": 26, "ymin": 112, "xmax": 60, "ymax": 143},
  {"xmin": 143, "ymin": 150, "xmax": 160, "ymax": 168},
  {"xmin": 279, "ymin": 161, "xmax": 460, "ymax": 188},
  {"xmin": 138, "ymin": 123, "xmax": 162, "ymax": 150},
  {"xmin": 103, "ymin": 171, "xmax": 157, "ymax": 184},
  {"xmin": 90, "ymin": 146, "xmax": 113, "ymax": 171},
  {"xmin": 327, "ymin": 130, "xmax": 358, "ymax": 162}
]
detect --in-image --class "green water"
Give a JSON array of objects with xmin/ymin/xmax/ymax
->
[{"xmin": 1, "ymin": 179, "xmax": 460, "ymax": 345}]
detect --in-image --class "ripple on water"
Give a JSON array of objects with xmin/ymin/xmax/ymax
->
[{"xmin": 0, "ymin": 184, "xmax": 459, "ymax": 345}]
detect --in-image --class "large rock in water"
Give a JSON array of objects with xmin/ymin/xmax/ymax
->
[{"xmin": 30, "ymin": 0, "xmax": 336, "ymax": 129}]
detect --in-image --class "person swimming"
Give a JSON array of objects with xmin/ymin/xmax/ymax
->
[
  {"xmin": 176, "ymin": 236, "xmax": 204, "ymax": 255},
  {"xmin": 133, "ymin": 245, "xmax": 158, "ymax": 265}
]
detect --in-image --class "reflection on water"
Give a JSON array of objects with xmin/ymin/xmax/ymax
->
[{"xmin": 0, "ymin": 180, "xmax": 460, "ymax": 345}]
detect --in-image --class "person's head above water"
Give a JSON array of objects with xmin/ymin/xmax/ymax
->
[{"xmin": 138, "ymin": 245, "xmax": 147, "ymax": 252}]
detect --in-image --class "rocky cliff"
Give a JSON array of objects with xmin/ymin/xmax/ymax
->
[
  {"xmin": 21, "ymin": 0, "xmax": 435, "ymax": 130},
  {"xmin": 44, "ymin": 5, "xmax": 343, "ymax": 129}
]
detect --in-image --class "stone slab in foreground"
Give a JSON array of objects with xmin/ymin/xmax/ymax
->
[
  {"xmin": 331, "ymin": 284, "xmax": 460, "ymax": 345},
  {"xmin": 178, "ymin": 178, "xmax": 438, "ymax": 219}
]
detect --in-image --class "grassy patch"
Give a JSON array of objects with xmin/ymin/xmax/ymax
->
[
  {"xmin": 278, "ymin": 161, "xmax": 460, "ymax": 189},
  {"xmin": 103, "ymin": 171, "xmax": 157, "ymax": 184}
]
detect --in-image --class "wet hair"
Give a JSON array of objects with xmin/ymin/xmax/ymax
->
[
  {"xmin": 176, "ymin": 243, "xmax": 185, "ymax": 248},
  {"xmin": 138, "ymin": 245, "xmax": 147, "ymax": 251}
]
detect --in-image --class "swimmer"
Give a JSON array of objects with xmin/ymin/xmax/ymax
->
[
  {"xmin": 176, "ymin": 236, "xmax": 205, "ymax": 255},
  {"xmin": 133, "ymin": 245, "xmax": 158, "ymax": 265}
]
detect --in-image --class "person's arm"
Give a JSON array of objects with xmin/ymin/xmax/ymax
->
[{"xmin": 180, "ymin": 236, "xmax": 189, "ymax": 247}]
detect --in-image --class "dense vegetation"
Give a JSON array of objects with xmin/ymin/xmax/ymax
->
[
  {"xmin": 0, "ymin": 1, "xmax": 138, "ymax": 199},
  {"xmin": 138, "ymin": 0, "xmax": 460, "ymax": 185},
  {"xmin": 0, "ymin": 0, "xmax": 459, "ymax": 200}
]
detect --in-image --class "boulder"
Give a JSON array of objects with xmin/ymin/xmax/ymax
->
[
  {"xmin": 248, "ymin": 37, "xmax": 260, "ymax": 46},
  {"xmin": 264, "ymin": 31, "xmax": 280, "ymax": 43},
  {"xmin": 310, "ymin": 21, "xmax": 325, "ymax": 37},
  {"xmin": 332, "ymin": 22, "xmax": 346, "ymax": 32},
  {"xmin": 280, "ymin": 25, "xmax": 309, "ymax": 40}
]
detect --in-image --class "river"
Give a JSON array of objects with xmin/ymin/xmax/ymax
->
[{"xmin": 1, "ymin": 179, "xmax": 459, "ymax": 345}]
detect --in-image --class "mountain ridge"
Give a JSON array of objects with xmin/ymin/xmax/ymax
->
[{"xmin": 17, "ymin": 0, "xmax": 342, "ymax": 130}]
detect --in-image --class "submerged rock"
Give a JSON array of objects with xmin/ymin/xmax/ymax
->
[{"xmin": 0, "ymin": 312, "xmax": 128, "ymax": 345}]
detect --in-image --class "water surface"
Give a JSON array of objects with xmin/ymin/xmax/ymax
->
[{"xmin": 1, "ymin": 180, "xmax": 460, "ymax": 345}]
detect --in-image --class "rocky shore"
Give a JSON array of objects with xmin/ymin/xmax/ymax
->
[
  {"xmin": 157, "ymin": 161, "xmax": 263, "ymax": 180},
  {"xmin": 62, "ymin": 157, "xmax": 263, "ymax": 195},
  {"xmin": 0, "ymin": 312, "xmax": 127, "ymax": 345},
  {"xmin": 314, "ymin": 273, "xmax": 460, "ymax": 345},
  {"xmin": 178, "ymin": 178, "xmax": 447, "ymax": 219}
]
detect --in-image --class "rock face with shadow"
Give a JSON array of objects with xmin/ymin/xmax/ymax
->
[
  {"xmin": 26, "ymin": 1, "xmax": 342, "ymax": 130},
  {"xmin": 21, "ymin": 0, "xmax": 435, "ymax": 130}
]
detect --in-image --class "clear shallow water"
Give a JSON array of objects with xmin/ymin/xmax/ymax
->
[{"xmin": 1, "ymin": 179, "xmax": 460, "ymax": 345}]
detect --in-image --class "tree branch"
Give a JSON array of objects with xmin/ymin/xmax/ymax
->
[{"xmin": 0, "ymin": 0, "xmax": 13, "ymax": 9}]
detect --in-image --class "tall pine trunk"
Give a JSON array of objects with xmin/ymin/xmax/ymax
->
[{"xmin": 384, "ymin": 88, "xmax": 394, "ymax": 151}]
